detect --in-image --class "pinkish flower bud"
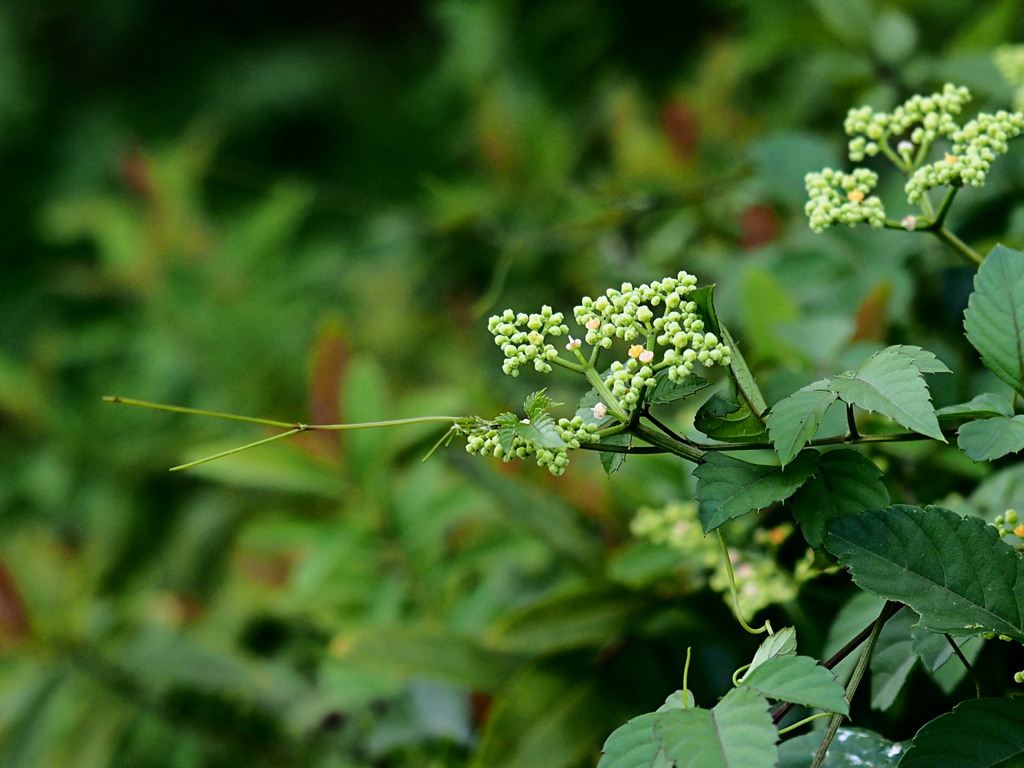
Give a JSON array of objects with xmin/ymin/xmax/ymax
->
[{"xmin": 592, "ymin": 402, "xmax": 608, "ymax": 419}]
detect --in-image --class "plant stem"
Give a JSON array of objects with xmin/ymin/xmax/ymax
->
[
  {"xmin": 809, "ymin": 601, "xmax": 899, "ymax": 768},
  {"xmin": 718, "ymin": 530, "xmax": 771, "ymax": 635},
  {"xmin": 931, "ymin": 226, "xmax": 983, "ymax": 266}
]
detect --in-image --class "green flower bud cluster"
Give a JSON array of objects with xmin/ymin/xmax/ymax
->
[
  {"xmin": 804, "ymin": 168, "xmax": 887, "ymax": 233},
  {"xmin": 906, "ymin": 108, "xmax": 1024, "ymax": 203},
  {"xmin": 844, "ymin": 84, "xmax": 970, "ymax": 162},
  {"xmin": 460, "ymin": 415, "xmax": 598, "ymax": 476},
  {"xmin": 807, "ymin": 83, "xmax": 1024, "ymax": 230},
  {"xmin": 630, "ymin": 502, "xmax": 814, "ymax": 616},
  {"xmin": 487, "ymin": 306, "xmax": 569, "ymax": 376},
  {"xmin": 574, "ymin": 271, "xmax": 732, "ymax": 388}
]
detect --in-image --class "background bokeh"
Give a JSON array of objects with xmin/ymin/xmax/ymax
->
[{"xmin": 3, "ymin": 1, "xmax": 1024, "ymax": 766}]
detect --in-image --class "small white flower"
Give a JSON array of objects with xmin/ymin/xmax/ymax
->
[
  {"xmin": 565, "ymin": 336, "xmax": 581, "ymax": 350},
  {"xmin": 901, "ymin": 215, "xmax": 917, "ymax": 231},
  {"xmin": 592, "ymin": 402, "xmax": 608, "ymax": 419}
]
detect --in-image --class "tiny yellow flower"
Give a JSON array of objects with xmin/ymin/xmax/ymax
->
[
  {"xmin": 1014, "ymin": 524, "xmax": 1024, "ymax": 538},
  {"xmin": 944, "ymin": 153, "xmax": 958, "ymax": 163},
  {"xmin": 847, "ymin": 189, "xmax": 865, "ymax": 203},
  {"xmin": 628, "ymin": 344, "xmax": 645, "ymax": 359},
  {"xmin": 585, "ymin": 318, "xmax": 601, "ymax": 330}
]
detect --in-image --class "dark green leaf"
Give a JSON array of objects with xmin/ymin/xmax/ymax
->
[
  {"xmin": 869, "ymin": 607, "xmax": 918, "ymax": 711},
  {"xmin": 741, "ymin": 655, "xmax": 848, "ymax": 714},
  {"xmin": 828, "ymin": 346, "xmax": 945, "ymax": 440},
  {"xmin": 957, "ymin": 415, "xmax": 1024, "ymax": 461},
  {"xmin": 695, "ymin": 451, "xmax": 820, "ymax": 533},
  {"xmin": 600, "ymin": 433, "xmax": 631, "ymax": 475},
  {"xmin": 910, "ymin": 627, "xmax": 984, "ymax": 695},
  {"xmin": 766, "ymin": 379, "xmax": 838, "ymax": 466},
  {"xmin": 648, "ymin": 371, "xmax": 711, "ymax": 405},
  {"xmin": 655, "ymin": 687, "xmax": 778, "ymax": 768},
  {"xmin": 826, "ymin": 505, "xmax": 1024, "ymax": 641},
  {"xmin": 898, "ymin": 697, "xmax": 1024, "ymax": 767},
  {"xmin": 789, "ymin": 449, "xmax": 890, "ymax": 549},
  {"xmin": 695, "ymin": 375, "xmax": 769, "ymax": 444},
  {"xmin": 964, "ymin": 244, "xmax": 1024, "ymax": 395},
  {"xmin": 779, "ymin": 727, "xmax": 905, "ymax": 768},
  {"xmin": 936, "ymin": 392, "xmax": 1014, "ymax": 419}
]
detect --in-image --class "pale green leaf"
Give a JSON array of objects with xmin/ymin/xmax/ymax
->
[
  {"xmin": 598, "ymin": 713, "xmax": 672, "ymax": 768},
  {"xmin": 936, "ymin": 392, "xmax": 1014, "ymax": 419},
  {"xmin": 826, "ymin": 505, "xmax": 1024, "ymax": 642},
  {"xmin": 964, "ymin": 244, "xmax": 1024, "ymax": 395},
  {"xmin": 828, "ymin": 346, "xmax": 945, "ymax": 440},
  {"xmin": 741, "ymin": 655, "xmax": 848, "ymax": 714},
  {"xmin": 743, "ymin": 626, "xmax": 798, "ymax": 680},
  {"xmin": 654, "ymin": 687, "xmax": 777, "ymax": 768},
  {"xmin": 898, "ymin": 697, "xmax": 1024, "ymax": 767},
  {"xmin": 695, "ymin": 451, "xmax": 820, "ymax": 533},
  {"xmin": 600, "ymin": 433, "xmax": 631, "ymax": 475},
  {"xmin": 892, "ymin": 345, "xmax": 951, "ymax": 374},
  {"xmin": 789, "ymin": 449, "xmax": 890, "ymax": 549},
  {"xmin": 766, "ymin": 379, "xmax": 838, "ymax": 466},
  {"xmin": 957, "ymin": 415, "xmax": 1024, "ymax": 461}
]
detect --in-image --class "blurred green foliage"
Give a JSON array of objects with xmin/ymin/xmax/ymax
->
[{"xmin": 4, "ymin": 1, "xmax": 1024, "ymax": 766}]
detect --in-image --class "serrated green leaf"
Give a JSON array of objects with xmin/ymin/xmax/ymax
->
[
  {"xmin": 937, "ymin": 392, "xmax": 1014, "ymax": 419},
  {"xmin": 957, "ymin": 415, "xmax": 1024, "ymax": 461},
  {"xmin": 898, "ymin": 697, "xmax": 1024, "ymax": 768},
  {"xmin": 597, "ymin": 712, "xmax": 671, "ymax": 768},
  {"xmin": 766, "ymin": 380, "xmax": 838, "ymax": 466},
  {"xmin": 825, "ymin": 505, "xmax": 1024, "ymax": 642},
  {"xmin": 695, "ymin": 451, "xmax": 820, "ymax": 533},
  {"xmin": 892, "ymin": 345, "xmax": 952, "ymax": 374},
  {"xmin": 654, "ymin": 687, "xmax": 777, "ymax": 768},
  {"xmin": 741, "ymin": 655, "xmax": 848, "ymax": 715},
  {"xmin": 524, "ymin": 389, "xmax": 558, "ymax": 417},
  {"xmin": 779, "ymin": 727, "xmax": 905, "ymax": 768},
  {"xmin": 789, "ymin": 449, "xmax": 890, "ymax": 549},
  {"xmin": 870, "ymin": 607, "xmax": 917, "ymax": 711},
  {"xmin": 743, "ymin": 627, "xmax": 798, "ymax": 681},
  {"xmin": 828, "ymin": 347, "xmax": 945, "ymax": 440},
  {"xmin": 648, "ymin": 371, "xmax": 711, "ymax": 405},
  {"xmin": 964, "ymin": 244, "xmax": 1024, "ymax": 395},
  {"xmin": 514, "ymin": 417, "xmax": 566, "ymax": 451}
]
